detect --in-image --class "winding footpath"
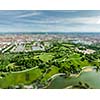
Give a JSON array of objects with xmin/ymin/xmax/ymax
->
[
  {"xmin": 48, "ymin": 73, "xmax": 66, "ymax": 81},
  {"xmin": 10, "ymin": 66, "xmax": 39, "ymax": 74}
]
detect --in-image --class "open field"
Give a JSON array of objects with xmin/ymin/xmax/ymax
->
[{"xmin": 0, "ymin": 67, "xmax": 42, "ymax": 88}]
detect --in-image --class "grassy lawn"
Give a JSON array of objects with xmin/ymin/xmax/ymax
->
[
  {"xmin": 62, "ymin": 43, "xmax": 74, "ymax": 47},
  {"xmin": 0, "ymin": 67, "xmax": 42, "ymax": 88},
  {"xmin": 41, "ymin": 66, "xmax": 59, "ymax": 83},
  {"xmin": 34, "ymin": 53, "xmax": 54, "ymax": 62}
]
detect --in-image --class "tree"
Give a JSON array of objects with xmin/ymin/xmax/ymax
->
[
  {"xmin": 18, "ymin": 83, "xmax": 24, "ymax": 89},
  {"xmin": 96, "ymin": 66, "xmax": 100, "ymax": 72},
  {"xmin": 1, "ymin": 73, "xmax": 5, "ymax": 77},
  {"xmin": 8, "ymin": 85, "xmax": 15, "ymax": 89},
  {"xmin": 81, "ymin": 57, "xmax": 85, "ymax": 61}
]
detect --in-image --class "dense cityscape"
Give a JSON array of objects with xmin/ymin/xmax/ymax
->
[{"xmin": 0, "ymin": 32, "xmax": 100, "ymax": 53}]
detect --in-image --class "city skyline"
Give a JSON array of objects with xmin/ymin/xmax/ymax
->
[{"xmin": 0, "ymin": 10, "xmax": 100, "ymax": 32}]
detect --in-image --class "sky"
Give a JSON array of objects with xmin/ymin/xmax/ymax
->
[{"xmin": 0, "ymin": 10, "xmax": 100, "ymax": 32}]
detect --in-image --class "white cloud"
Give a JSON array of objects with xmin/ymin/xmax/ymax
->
[
  {"xmin": 16, "ymin": 11, "xmax": 42, "ymax": 18},
  {"xmin": 19, "ymin": 16, "xmax": 100, "ymax": 25},
  {"xmin": 96, "ymin": 19, "xmax": 100, "ymax": 24},
  {"xmin": 13, "ymin": 14, "xmax": 100, "ymax": 32},
  {"xmin": 68, "ymin": 17, "xmax": 100, "ymax": 24}
]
